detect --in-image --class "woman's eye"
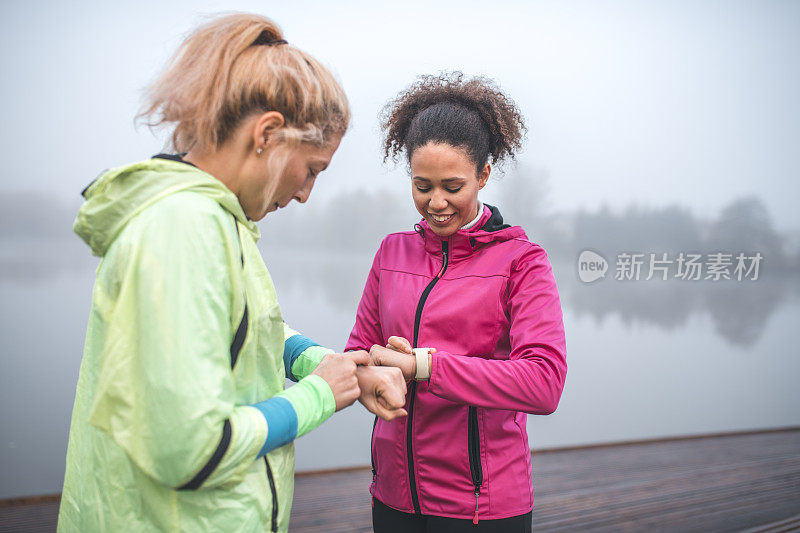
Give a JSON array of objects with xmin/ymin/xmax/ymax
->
[
  {"xmin": 445, "ymin": 187, "xmax": 462, "ymax": 193},
  {"xmin": 416, "ymin": 186, "xmax": 431, "ymax": 192}
]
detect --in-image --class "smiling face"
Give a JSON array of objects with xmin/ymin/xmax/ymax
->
[{"xmin": 410, "ymin": 142, "xmax": 490, "ymax": 237}]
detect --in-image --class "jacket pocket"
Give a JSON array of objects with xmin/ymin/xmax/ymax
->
[
  {"xmin": 467, "ymin": 406, "xmax": 483, "ymax": 523},
  {"xmin": 264, "ymin": 456, "xmax": 278, "ymax": 532},
  {"xmin": 370, "ymin": 415, "xmax": 378, "ymax": 485}
]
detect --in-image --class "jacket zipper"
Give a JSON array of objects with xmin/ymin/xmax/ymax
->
[
  {"xmin": 468, "ymin": 406, "xmax": 484, "ymax": 524},
  {"xmin": 407, "ymin": 239, "xmax": 449, "ymax": 514},
  {"xmin": 264, "ymin": 456, "xmax": 278, "ymax": 532},
  {"xmin": 370, "ymin": 414, "xmax": 378, "ymax": 506}
]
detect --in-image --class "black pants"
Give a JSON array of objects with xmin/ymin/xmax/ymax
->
[{"xmin": 372, "ymin": 497, "xmax": 532, "ymax": 533}]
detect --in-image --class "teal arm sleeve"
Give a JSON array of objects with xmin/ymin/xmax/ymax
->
[
  {"xmin": 251, "ymin": 397, "xmax": 298, "ymax": 457},
  {"xmin": 283, "ymin": 324, "xmax": 334, "ymax": 381},
  {"xmin": 250, "ymin": 374, "xmax": 336, "ymax": 456}
]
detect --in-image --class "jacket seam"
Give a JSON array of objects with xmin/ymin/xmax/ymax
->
[
  {"xmin": 442, "ymin": 273, "xmax": 509, "ymax": 280},
  {"xmin": 506, "ymin": 242, "xmax": 543, "ymax": 302},
  {"xmin": 514, "ymin": 415, "xmax": 533, "ymax": 507},
  {"xmin": 381, "ymin": 267, "xmax": 509, "ymax": 281},
  {"xmin": 480, "ymin": 407, "xmax": 489, "ymax": 515},
  {"xmin": 379, "ymin": 268, "xmax": 431, "ymax": 278}
]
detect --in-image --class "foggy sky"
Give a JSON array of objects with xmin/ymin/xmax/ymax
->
[{"xmin": 1, "ymin": 0, "xmax": 799, "ymax": 232}]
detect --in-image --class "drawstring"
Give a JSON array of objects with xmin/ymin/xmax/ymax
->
[{"xmin": 414, "ymin": 223, "xmax": 425, "ymax": 237}]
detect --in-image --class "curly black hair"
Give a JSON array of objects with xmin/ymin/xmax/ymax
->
[{"xmin": 381, "ymin": 72, "xmax": 526, "ymax": 173}]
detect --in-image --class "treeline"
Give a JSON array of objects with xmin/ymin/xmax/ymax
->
[
  {"xmin": 1, "ymin": 181, "xmax": 797, "ymax": 278},
  {"xmin": 258, "ymin": 185, "xmax": 798, "ymax": 273}
]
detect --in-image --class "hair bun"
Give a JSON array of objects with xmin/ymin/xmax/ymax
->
[
  {"xmin": 381, "ymin": 71, "xmax": 526, "ymax": 170},
  {"xmin": 251, "ymin": 30, "xmax": 288, "ymax": 46}
]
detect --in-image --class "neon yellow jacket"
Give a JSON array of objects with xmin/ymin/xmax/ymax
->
[{"xmin": 58, "ymin": 158, "xmax": 334, "ymax": 532}]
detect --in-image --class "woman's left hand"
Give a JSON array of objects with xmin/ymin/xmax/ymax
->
[
  {"xmin": 370, "ymin": 344, "xmax": 416, "ymax": 380},
  {"xmin": 385, "ymin": 336, "xmax": 413, "ymax": 355}
]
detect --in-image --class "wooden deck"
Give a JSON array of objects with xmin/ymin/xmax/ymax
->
[{"xmin": 2, "ymin": 428, "xmax": 798, "ymax": 532}]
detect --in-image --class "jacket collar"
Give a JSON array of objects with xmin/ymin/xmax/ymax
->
[
  {"xmin": 416, "ymin": 204, "xmax": 527, "ymax": 261},
  {"xmin": 75, "ymin": 157, "xmax": 259, "ymax": 257}
]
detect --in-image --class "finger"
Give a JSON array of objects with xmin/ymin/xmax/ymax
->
[
  {"xmin": 379, "ymin": 383, "xmax": 407, "ymax": 409},
  {"xmin": 379, "ymin": 407, "xmax": 408, "ymax": 421},
  {"xmin": 370, "ymin": 345, "xmax": 395, "ymax": 366},
  {"xmin": 376, "ymin": 393, "xmax": 403, "ymax": 411},
  {"xmin": 376, "ymin": 395, "xmax": 391, "ymax": 410},
  {"xmin": 369, "ymin": 397, "xmax": 407, "ymax": 421},
  {"xmin": 348, "ymin": 350, "xmax": 371, "ymax": 366},
  {"xmin": 387, "ymin": 336, "xmax": 413, "ymax": 354},
  {"xmin": 376, "ymin": 346, "xmax": 409, "ymax": 366},
  {"xmin": 369, "ymin": 350, "xmax": 382, "ymax": 366}
]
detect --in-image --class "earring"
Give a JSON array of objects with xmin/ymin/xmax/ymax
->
[{"xmin": 256, "ymin": 147, "xmax": 263, "ymax": 154}]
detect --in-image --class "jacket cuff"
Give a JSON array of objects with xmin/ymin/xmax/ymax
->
[
  {"xmin": 249, "ymin": 397, "xmax": 298, "ymax": 457},
  {"xmin": 276, "ymin": 374, "xmax": 336, "ymax": 438},
  {"xmin": 427, "ymin": 350, "xmax": 448, "ymax": 394},
  {"xmin": 291, "ymin": 345, "xmax": 334, "ymax": 381}
]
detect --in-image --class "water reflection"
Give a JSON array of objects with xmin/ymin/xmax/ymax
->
[
  {"xmin": 1, "ymin": 190, "xmax": 798, "ymax": 348},
  {"xmin": 255, "ymin": 187, "xmax": 799, "ymax": 348},
  {"xmin": 0, "ymin": 193, "xmax": 95, "ymax": 282}
]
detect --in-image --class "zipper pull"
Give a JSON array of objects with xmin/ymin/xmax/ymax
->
[
  {"xmin": 437, "ymin": 241, "xmax": 449, "ymax": 277},
  {"xmin": 473, "ymin": 489, "xmax": 480, "ymax": 524},
  {"xmin": 371, "ymin": 472, "xmax": 376, "ymax": 507}
]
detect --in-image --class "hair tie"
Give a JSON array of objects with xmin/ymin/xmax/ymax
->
[{"xmin": 252, "ymin": 31, "xmax": 288, "ymax": 47}]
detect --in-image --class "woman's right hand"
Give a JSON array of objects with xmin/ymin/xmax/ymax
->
[
  {"xmin": 311, "ymin": 353, "xmax": 364, "ymax": 412},
  {"xmin": 356, "ymin": 366, "xmax": 408, "ymax": 421}
]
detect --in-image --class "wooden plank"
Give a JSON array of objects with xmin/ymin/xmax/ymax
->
[{"xmin": 1, "ymin": 429, "xmax": 797, "ymax": 532}]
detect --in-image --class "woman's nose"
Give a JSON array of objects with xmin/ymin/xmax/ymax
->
[
  {"xmin": 429, "ymin": 190, "xmax": 447, "ymax": 211},
  {"xmin": 293, "ymin": 179, "xmax": 315, "ymax": 204}
]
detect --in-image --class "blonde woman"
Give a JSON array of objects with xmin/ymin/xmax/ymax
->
[{"xmin": 58, "ymin": 14, "xmax": 406, "ymax": 533}]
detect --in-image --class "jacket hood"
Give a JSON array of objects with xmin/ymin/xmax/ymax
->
[
  {"xmin": 417, "ymin": 203, "xmax": 527, "ymax": 259},
  {"xmin": 74, "ymin": 158, "xmax": 259, "ymax": 256}
]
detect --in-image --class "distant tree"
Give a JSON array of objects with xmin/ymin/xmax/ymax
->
[{"xmin": 706, "ymin": 196, "xmax": 785, "ymax": 269}]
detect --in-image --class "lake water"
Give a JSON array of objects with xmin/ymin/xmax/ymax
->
[{"xmin": 2, "ymin": 234, "xmax": 797, "ymax": 500}]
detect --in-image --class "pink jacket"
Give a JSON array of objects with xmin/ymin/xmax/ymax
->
[{"xmin": 346, "ymin": 204, "xmax": 567, "ymax": 521}]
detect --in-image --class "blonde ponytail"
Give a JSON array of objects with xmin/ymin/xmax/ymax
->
[{"xmin": 138, "ymin": 13, "xmax": 350, "ymax": 152}]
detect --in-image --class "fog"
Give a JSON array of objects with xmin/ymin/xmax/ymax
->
[{"xmin": 1, "ymin": 0, "xmax": 799, "ymax": 499}]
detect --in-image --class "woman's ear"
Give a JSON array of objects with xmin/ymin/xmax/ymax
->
[
  {"xmin": 252, "ymin": 111, "xmax": 286, "ymax": 151},
  {"xmin": 478, "ymin": 163, "xmax": 491, "ymax": 189}
]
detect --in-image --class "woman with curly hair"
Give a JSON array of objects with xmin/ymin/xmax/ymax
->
[{"xmin": 346, "ymin": 73, "xmax": 568, "ymax": 532}]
